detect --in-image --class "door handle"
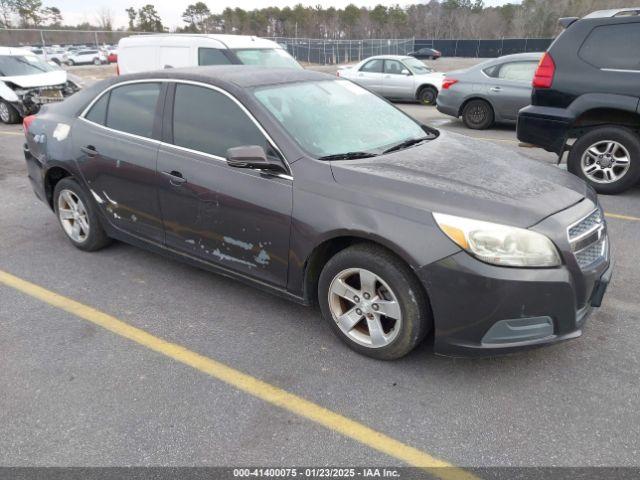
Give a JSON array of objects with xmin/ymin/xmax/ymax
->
[
  {"xmin": 490, "ymin": 86, "xmax": 502, "ymax": 92},
  {"xmin": 80, "ymin": 145, "xmax": 97, "ymax": 157},
  {"xmin": 162, "ymin": 170, "xmax": 186, "ymax": 186}
]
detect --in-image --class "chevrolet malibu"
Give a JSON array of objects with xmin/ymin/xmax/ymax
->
[{"xmin": 23, "ymin": 66, "xmax": 612, "ymax": 360}]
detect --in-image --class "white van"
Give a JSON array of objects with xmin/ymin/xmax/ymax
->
[{"xmin": 117, "ymin": 34, "xmax": 302, "ymax": 74}]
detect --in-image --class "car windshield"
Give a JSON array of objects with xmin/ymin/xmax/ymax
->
[
  {"xmin": 233, "ymin": 48, "xmax": 302, "ymax": 69},
  {"xmin": 0, "ymin": 55, "xmax": 56, "ymax": 76},
  {"xmin": 403, "ymin": 57, "xmax": 433, "ymax": 75},
  {"xmin": 254, "ymin": 79, "xmax": 428, "ymax": 158}
]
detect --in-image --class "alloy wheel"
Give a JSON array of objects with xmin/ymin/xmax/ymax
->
[
  {"xmin": 57, "ymin": 189, "xmax": 90, "ymax": 243},
  {"xmin": 327, "ymin": 268, "xmax": 402, "ymax": 348},
  {"xmin": 581, "ymin": 140, "xmax": 631, "ymax": 184}
]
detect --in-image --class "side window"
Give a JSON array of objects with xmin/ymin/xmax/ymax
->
[
  {"xmin": 579, "ymin": 22, "xmax": 640, "ymax": 70},
  {"xmin": 172, "ymin": 84, "xmax": 268, "ymax": 158},
  {"xmin": 360, "ymin": 59, "xmax": 383, "ymax": 73},
  {"xmin": 496, "ymin": 61, "xmax": 538, "ymax": 82},
  {"xmin": 198, "ymin": 48, "xmax": 232, "ymax": 66},
  {"xmin": 384, "ymin": 60, "xmax": 406, "ymax": 75},
  {"xmin": 85, "ymin": 92, "xmax": 109, "ymax": 125},
  {"xmin": 106, "ymin": 83, "xmax": 161, "ymax": 138}
]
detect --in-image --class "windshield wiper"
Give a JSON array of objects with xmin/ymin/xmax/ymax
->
[
  {"xmin": 318, "ymin": 151, "xmax": 379, "ymax": 160},
  {"xmin": 382, "ymin": 136, "xmax": 431, "ymax": 154}
]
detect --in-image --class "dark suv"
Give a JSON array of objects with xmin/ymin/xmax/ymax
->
[{"xmin": 517, "ymin": 8, "xmax": 640, "ymax": 194}]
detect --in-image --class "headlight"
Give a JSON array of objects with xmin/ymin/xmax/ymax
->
[{"xmin": 433, "ymin": 213, "xmax": 561, "ymax": 267}]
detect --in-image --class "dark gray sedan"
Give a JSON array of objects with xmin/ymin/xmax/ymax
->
[
  {"xmin": 436, "ymin": 52, "xmax": 542, "ymax": 129},
  {"xmin": 23, "ymin": 66, "xmax": 611, "ymax": 360}
]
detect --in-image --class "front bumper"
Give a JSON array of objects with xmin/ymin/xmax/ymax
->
[{"xmin": 418, "ymin": 243, "xmax": 612, "ymax": 358}]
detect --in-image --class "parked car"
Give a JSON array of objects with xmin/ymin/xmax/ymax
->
[
  {"xmin": 117, "ymin": 34, "xmax": 302, "ymax": 75},
  {"xmin": 45, "ymin": 47, "xmax": 68, "ymax": 65},
  {"xmin": 518, "ymin": 8, "xmax": 640, "ymax": 194},
  {"xmin": 0, "ymin": 47, "xmax": 81, "ymax": 124},
  {"xmin": 436, "ymin": 52, "xmax": 542, "ymax": 129},
  {"xmin": 22, "ymin": 66, "xmax": 612, "ymax": 359},
  {"xmin": 337, "ymin": 55, "xmax": 445, "ymax": 105},
  {"xmin": 66, "ymin": 49, "xmax": 107, "ymax": 66},
  {"xmin": 106, "ymin": 48, "xmax": 117, "ymax": 64},
  {"xmin": 409, "ymin": 47, "xmax": 441, "ymax": 60}
]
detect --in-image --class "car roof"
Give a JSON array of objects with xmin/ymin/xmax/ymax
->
[
  {"xmin": 119, "ymin": 34, "xmax": 280, "ymax": 50},
  {"xmin": 110, "ymin": 65, "xmax": 332, "ymax": 90},
  {"xmin": 0, "ymin": 47, "xmax": 40, "ymax": 56},
  {"xmin": 361, "ymin": 55, "xmax": 412, "ymax": 61},
  {"xmin": 485, "ymin": 52, "xmax": 543, "ymax": 63},
  {"xmin": 584, "ymin": 8, "xmax": 640, "ymax": 18}
]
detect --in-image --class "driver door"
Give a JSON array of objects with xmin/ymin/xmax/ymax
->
[{"xmin": 383, "ymin": 59, "xmax": 414, "ymax": 99}]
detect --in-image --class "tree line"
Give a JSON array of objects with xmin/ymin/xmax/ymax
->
[{"xmin": 0, "ymin": 0, "xmax": 637, "ymax": 39}]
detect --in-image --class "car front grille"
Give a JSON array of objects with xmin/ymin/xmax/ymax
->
[{"xmin": 568, "ymin": 208, "xmax": 608, "ymax": 269}]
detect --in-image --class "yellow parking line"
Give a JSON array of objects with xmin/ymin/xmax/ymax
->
[
  {"xmin": 606, "ymin": 212, "xmax": 640, "ymax": 222},
  {"xmin": 0, "ymin": 269, "xmax": 477, "ymax": 480},
  {"xmin": 0, "ymin": 130, "xmax": 23, "ymax": 136}
]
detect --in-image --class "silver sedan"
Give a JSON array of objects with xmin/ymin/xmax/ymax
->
[
  {"xmin": 436, "ymin": 52, "xmax": 542, "ymax": 129},
  {"xmin": 337, "ymin": 55, "xmax": 445, "ymax": 105}
]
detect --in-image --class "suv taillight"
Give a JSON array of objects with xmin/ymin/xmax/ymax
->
[
  {"xmin": 23, "ymin": 115, "xmax": 36, "ymax": 134},
  {"xmin": 442, "ymin": 78, "xmax": 458, "ymax": 90},
  {"xmin": 532, "ymin": 52, "xmax": 555, "ymax": 89}
]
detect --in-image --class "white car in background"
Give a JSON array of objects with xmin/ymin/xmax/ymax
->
[
  {"xmin": 0, "ymin": 47, "xmax": 82, "ymax": 123},
  {"xmin": 65, "ymin": 49, "xmax": 107, "ymax": 66},
  {"xmin": 337, "ymin": 55, "xmax": 445, "ymax": 105}
]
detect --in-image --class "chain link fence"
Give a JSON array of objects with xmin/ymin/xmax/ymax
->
[
  {"xmin": 269, "ymin": 38, "xmax": 415, "ymax": 65},
  {"xmin": 0, "ymin": 28, "xmax": 553, "ymax": 63},
  {"xmin": 414, "ymin": 38, "xmax": 554, "ymax": 58}
]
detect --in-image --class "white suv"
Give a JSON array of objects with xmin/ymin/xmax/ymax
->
[
  {"xmin": 117, "ymin": 34, "xmax": 302, "ymax": 74},
  {"xmin": 66, "ymin": 49, "xmax": 107, "ymax": 66}
]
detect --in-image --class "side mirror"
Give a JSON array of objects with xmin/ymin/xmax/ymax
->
[
  {"xmin": 226, "ymin": 145, "xmax": 287, "ymax": 174},
  {"xmin": 401, "ymin": 69, "xmax": 411, "ymax": 76}
]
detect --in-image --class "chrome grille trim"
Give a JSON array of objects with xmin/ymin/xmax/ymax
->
[{"xmin": 567, "ymin": 208, "xmax": 607, "ymax": 269}]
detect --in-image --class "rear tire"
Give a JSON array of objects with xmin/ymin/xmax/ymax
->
[
  {"xmin": 53, "ymin": 177, "xmax": 111, "ymax": 251},
  {"xmin": 418, "ymin": 86, "xmax": 438, "ymax": 106},
  {"xmin": 568, "ymin": 126, "xmax": 640, "ymax": 194},
  {"xmin": 67, "ymin": 59, "xmax": 74, "ymax": 66},
  {"xmin": 462, "ymin": 99, "xmax": 494, "ymax": 130},
  {"xmin": 0, "ymin": 100, "xmax": 20, "ymax": 124},
  {"xmin": 318, "ymin": 243, "xmax": 431, "ymax": 360}
]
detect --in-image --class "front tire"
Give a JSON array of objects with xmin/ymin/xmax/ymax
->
[
  {"xmin": 53, "ymin": 177, "xmax": 111, "ymax": 251},
  {"xmin": 318, "ymin": 244, "xmax": 431, "ymax": 360},
  {"xmin": 418, "ymin": 86, "xmax": 438, "ymax": 106},
  {"xmin": 462, "ymin": 99, "xmax": 494, "ymax": 130},
  {"xmin": 568, "ymin": 127, "xmax": 640, "ymax": 194},
  {"xmin": 0, "ymin": 100, "xmax": 20, "ymax": 124}
]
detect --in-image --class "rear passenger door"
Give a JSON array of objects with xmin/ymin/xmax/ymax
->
[
  {"xmin": 74, "ymin": 82, "xmax": 165, "ymax": 242},
  {"xmin": 354, "ymin": 59, "xmax": 384, "ymax": 93},
  {"xmin": 156, "ymin": 82, "xmax": 292, "ymax": 287},
  {"xmin": 484, "ymin": 61, "xmax": 537, "ymax": 120}
]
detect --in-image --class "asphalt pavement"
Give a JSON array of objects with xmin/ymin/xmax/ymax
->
[{"xmin": 1, "ymin": 89, "xmax": 640, "ymax": 473}]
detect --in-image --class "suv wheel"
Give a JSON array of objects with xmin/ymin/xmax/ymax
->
[
  {"xmin": 53, "ymin": 177, "xmax": 111, "ymax": 251},
  {"xmin": 93, "ymin": 57, "xmax": 101, "ymax": 65},
  {"xmin": 0, "ymin": 100, "xmax": 20, "ymax": 124},
  {"xmin": 418, "ymin": 86, "xmax": 438, "ymax": 106},
  {"xmin": 318, "ymin": 244, "xmax": 430, "ymax": 360},
  {"xmin": 568, "ymin": 127, "xmax": 640, "ymax": 194},
  {"xmin": 462, "ymin": 99, "xmax": 494, "ymax": 130}
]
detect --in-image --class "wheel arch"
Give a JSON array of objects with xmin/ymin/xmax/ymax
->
[
  {"xmin": 458, "ymin": 95, "xmax": 495, "ymax": 117},
  {"xmin": 44, "ymin": 165, "xmax": 73, "ymax": 210},
  {"xmin": 301, "ymin": 233, "xmax": 424, "ymax": 306},
  {"xmin": 570, "ymin": 107, "xmax": 640, "ymax": 137},
  {"xmin": 415, "ymin": 83, "xmax": 438, "ymax": 100}
]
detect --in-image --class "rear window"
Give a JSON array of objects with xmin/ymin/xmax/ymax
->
[
  {"xmin": 579, "ymin": 22, "xmax": 640, "ymax": 70},
  {"xmin": 105, "ymin": 83, "xmax": 161, "ymax": 138},
  {"xmin": 198, "ymin": 48, "xmax": 232, "ymax": 66}
]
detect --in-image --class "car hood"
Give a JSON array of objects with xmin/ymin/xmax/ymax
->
[
  {"xmin": 329, "ymin": 131, "xmax": 590, "ymax": 228},
  {"xmin": 0, "ymin": 70, "xmax": 67, "ymax": 88}
]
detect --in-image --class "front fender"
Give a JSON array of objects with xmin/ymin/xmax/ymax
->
[{"xmin": 0, "ymin": 80, "xmax": 19, "ymax": 102}]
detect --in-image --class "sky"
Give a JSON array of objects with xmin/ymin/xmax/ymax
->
[{"xmin": 58, "ymin": 0, "xmax": 520, "ymax": 30}]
